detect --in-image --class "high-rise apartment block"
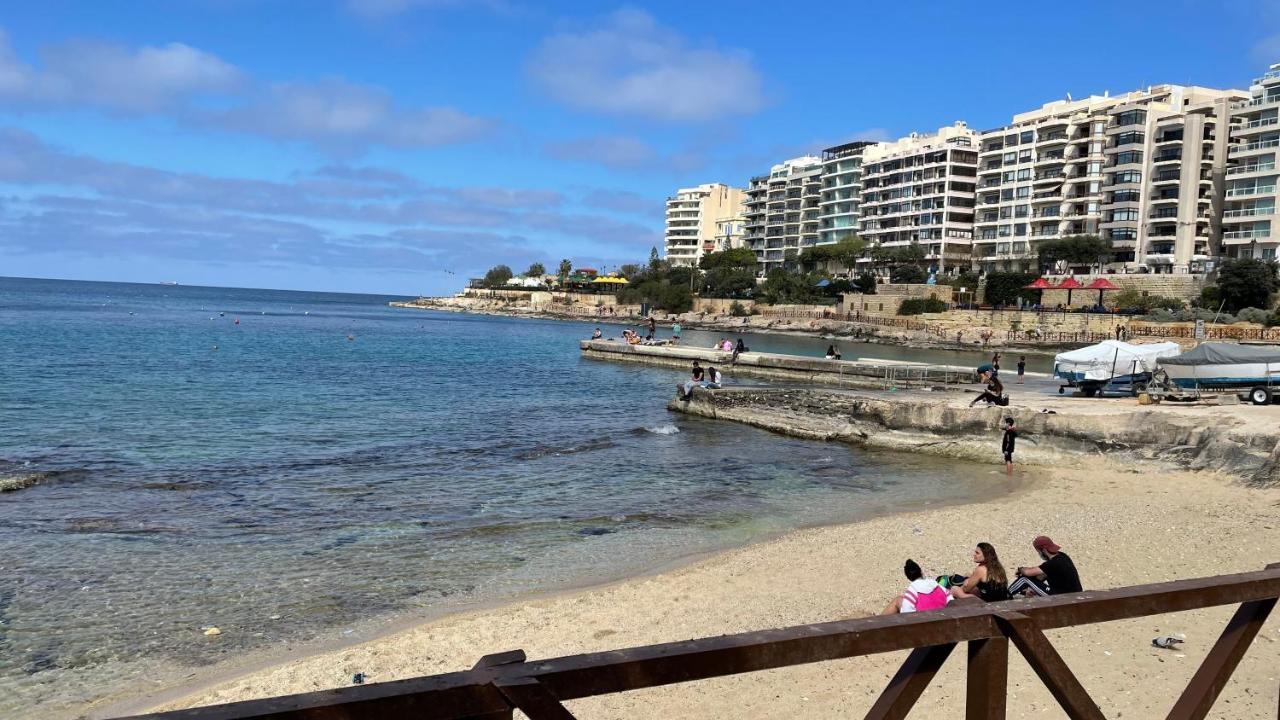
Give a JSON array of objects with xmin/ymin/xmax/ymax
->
[
  {"xmin": 744, "ymin": 156, "xmax": 824, "ymax": 274},
  {"xmin": 818, "ymin": 141, "xmax": 874, "ymax": 246},
  {"xmin": 1223, "ymin": 65, "xmax": 1280, "ymax": 262},
  {"xmin": 663, "ymin": 183, "xmax": 746, "ymax": 267},
  {"xmin": 975, "ymin": 86, "xmax": 1243, "ymax": 274},
  {"xmin": 858, "ymin": 122, "xmax": 979, "ymax": 273}
]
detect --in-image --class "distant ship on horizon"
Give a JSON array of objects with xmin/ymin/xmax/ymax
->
[{"xmin": 159, "ymin": 280, "xmax": 179, "ymax": 286}]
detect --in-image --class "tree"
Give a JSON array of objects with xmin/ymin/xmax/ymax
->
[
  {"xmin": 890, "ymin": 265, "xmax": 927, "ymax": 284},
  {"xmin": 699, "ymin": 248, "xmax": 758, "ymax": 298},
  {"xmin": 557, "ymin": 259, "xmax": 573, "ymax": 282},
  {"xmin": 618, "ymin": 263, "xmax": 641, "ymax": 279},
  {"xmin": 852, "ymin": 272, "xmax": 878, "ymax": 295},
  {"xmin": 483, "ymin": 264, "xmax": 513, "ymax": 288},
  {"xmin": 648, "ymin": 246, "xmax": 663, "ymax": 273},
  {"xmin": 1037, "ymin": 235, "xmax": 1112, "ymax": 273},
  {"xmin": 758, "ymin": 268, "xmax": 819, "ymax": 305},
  {"xmin": 798, "ymin": 236, "xmax": 865, "ymax": 273},
  {"xmin": 525, "ymin": 262, "xmax": 546, "ymax": 278},
  {"xmin": 1216, "ymin": 259, "xmax": 1278, "ymax": 313},
  {"xmin": 983, "ymin": 272, "xmax": 1039, "ymax": 307}
]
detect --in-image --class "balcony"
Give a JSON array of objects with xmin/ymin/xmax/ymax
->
[
  {"xmin": 1242, "ymin": 93, "xmax": 1280, "ymax": 108},
  {"xmin": 1155, "ymin": 133, "xmax": 1184, "ymax": 144},
  {"xmin": 1230, "ymin": 138, "xmax": 1280, "ymax": 155},
  {"xmin": 1153, "ymin": 152, "xmax": 1182, "ymax": 164},
  {"xmin": 1152, "ymin": 171, "xmax": 1181, "ymax": 184},
  {"xmin": 1225, "ymin": 185, "xmax": 1277, "ymax": 198},
  {"xmin": 1223, "ymin": 229, "xmax": 1274, "ymax": 242},
  {"xmin": 1227, "ymin": 162, "xmax": 1277, "ymax": 176},
  {"xmin": 1222, "ymin": 207, "xmax": 1276, "ymax": 219},
  {"xmin": 1039, "ymin": 132, "xmax": 1068, "ymax": 144},
  {"xmin": 1238, "ymin": 116, "xmax": 1280, "ymax": 135}
]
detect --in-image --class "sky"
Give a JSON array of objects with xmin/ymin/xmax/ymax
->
[{"xmin": 1, "ymin": 1, "xmax": 1279, "ymax": 295}]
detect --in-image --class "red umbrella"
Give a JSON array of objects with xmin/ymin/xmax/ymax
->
[
  {"xmin": 1024, "ymin": 278, "xmax": 1053, "ymax": 289},
  {"xmin": 1084, "ymin": 277, "xmax": 1120, "ymax": 307},
  {"xmin": 1054, "ymin": 276, "xmax": 1083, "ymax": 306}
]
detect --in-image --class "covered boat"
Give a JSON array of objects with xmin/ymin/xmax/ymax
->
[
  {"xmin": 1158, "ymin": 343, "xmax": 1280, "ymax": 403},
  {"xmin": 1054, "ymin": 340, "xmax": 1182, "ymax": 396}
]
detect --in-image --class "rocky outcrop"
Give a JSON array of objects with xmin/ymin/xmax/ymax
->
[
  {"xmin": 669, "ymin": 388, "xmax": 1280, "ymax": 486},
  {"xmin": 0, "ymin": 472, "xmax": 46, "ymax": 492}
]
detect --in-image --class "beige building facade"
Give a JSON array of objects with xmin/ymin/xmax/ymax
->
[
  {"xmin": 744, "ymin": 156, "xmax": 824, "ymax": 274},
  {"xmin": 858, "ymin": 122, "xmax": 979, "ymax": 274},
  {"xmin": 1223, "ymin": 64, "xmax": 1280, "ymax": 263},
  {"xmin": 663, "ymin": 183, "xmax": 746, "ymax": 267},
  {"xmin": 818, "ymin": 141, "xmax": 875, "ymax": 246}
]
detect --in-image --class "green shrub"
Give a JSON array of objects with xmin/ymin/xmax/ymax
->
[
  {"xmin": 982, "ymin": 272, "xmax": 1039, "ymax": 306},
  {"xmin": 1235, "ymin": 307, "xmax": 1270, "ymax": 324},
  {"xmin": 898, "ymin": 297, "xmax": 948, "ymax": 316},
  {"xmin": 728, "ymin": 301, "xmax": 749, "ymax": 317}
]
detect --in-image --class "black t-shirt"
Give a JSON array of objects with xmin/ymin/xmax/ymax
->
[
  {"xmin": 1002, "ymin": 428, "xmax": 1017, "ymax": 454},
  {"xmin": 1017, "ymin": 361, "xmax": 1026, "ymax": 373},
  {"xmin": 1040, "ymin": 552, "xmax": 1082, "ymax": 594}
]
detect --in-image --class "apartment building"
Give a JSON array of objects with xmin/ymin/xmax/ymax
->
[
  {"xmin": 975, "ymin": 85, "xmax": 1243, "ymax": 275},
  {"xmin": 818, "ymin": 141, "xmax": 875, "ymax": 246},
  {"xmin": 743, "ymin": 156, "xmax": 824, "ymax": 273},
  {"xmin": 858, "ymin": 122, "xmax": 979, "ymax": 274},
  {"xmin": 663, "ymin": 183, "xmax": 746, "ymax": 267},
  {"xmin": 1223, "ymin": 64, "xmax": 1280, "ymax": 262}
]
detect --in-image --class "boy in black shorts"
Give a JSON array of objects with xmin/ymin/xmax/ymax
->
[{"xmin": 1001, "ymin": 417, "xmax": 1016, "ymax": 476}]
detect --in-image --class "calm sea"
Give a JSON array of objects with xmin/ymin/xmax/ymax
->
[{"xmin": 0, "ymin": 277, "xmax": 1014, "ymax": 718}]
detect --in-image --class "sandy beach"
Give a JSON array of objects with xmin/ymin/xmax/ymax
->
[{"xmin": 122, "ymin": 462, "xmax": 1280, "ymax": 719}]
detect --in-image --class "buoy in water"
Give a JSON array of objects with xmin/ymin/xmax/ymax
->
[
  {"xmin": 347, "ymin": 335, "xmax": 354, "ymax": 341},
  {"xmin": 203, "ymin": 627, "xmax": 222, "ymax": 636}
]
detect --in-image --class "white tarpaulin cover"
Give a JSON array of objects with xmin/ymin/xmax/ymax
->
[{"xmin": 1054, "ymin": 340, "xmax": 1182, "ymax": 381}]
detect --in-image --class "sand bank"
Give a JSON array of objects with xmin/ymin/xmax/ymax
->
[{"xmin": 122, "ymin": 463, "xmax": 1280, "ymax": 719}]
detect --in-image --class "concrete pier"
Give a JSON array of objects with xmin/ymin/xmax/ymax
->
[{"xmin": 579, "ymin": 340, "xmax": 993, "ymax": 390}]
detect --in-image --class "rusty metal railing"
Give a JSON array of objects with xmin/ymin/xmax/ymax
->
[{"xmin": 120, "ymin": 564, "xmax": 1280, "ymax": 720}]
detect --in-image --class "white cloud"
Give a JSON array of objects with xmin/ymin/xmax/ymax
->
[
  {"xmin": 210, "ymin": 79, "xmax": 496, "ymax": 148},
  {"xmin": 0, "ymin": 28, "xmax": 495, "ymax": 151},
  {"xmin": 546, "ymin": 135, "xmax": 657, "ymax": 168},
  {"xmin": 0, "ymin": 29, "xmax": 241, "ymax": 112},
  {"xmin": 527, "ymin": 8, "xmax": 764, "ymax": 122}
]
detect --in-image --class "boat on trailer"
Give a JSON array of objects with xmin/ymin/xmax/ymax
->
[
  {"xmin": 1053, "ymin": 340, "xmax": 1181, "ymax": 397},
  {"xmin": 1158, "ymin": 343, "xmax": 1280, "ymax": 405}
]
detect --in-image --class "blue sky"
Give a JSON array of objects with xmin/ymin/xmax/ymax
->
[{"xmin": 1, "ymin": 0, "xmax": 1279, "ymax": 294}]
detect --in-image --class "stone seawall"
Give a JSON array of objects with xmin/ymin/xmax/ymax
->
[
  {"xmin": 579, "ymin": 340, "xmax": 984, "ymax": 390},
  {"xmin": 668, "ymin": 387, "xmax": 1280, "ymax": 485}
]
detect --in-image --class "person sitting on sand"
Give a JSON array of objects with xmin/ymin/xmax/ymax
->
[
  {"xmin": 969, "ymin": 371, "xmax": 1005, "ymax": 407},
  {"xmin": 1008, "ymin": 536, "xmax": 1082, "ymax": 597},
  {"xmin": 825, "ymin": 344, "xmax": 842, "ymax": 360},
  {"xmin": 949, "ymin": 542, "xmax": 1010, "ymax": 602},
  {"xmin": 882, "ymin": 559, "xmax": 951, "ymax": 615}
]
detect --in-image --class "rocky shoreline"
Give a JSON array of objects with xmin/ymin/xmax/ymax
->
[
  {"xmin": 669, "ymin": 386, "xmax": 1280, "ymax": 486},
  {"xmin": 391, "ymin": 299, "xmax": 1066, "ymax": 355}
]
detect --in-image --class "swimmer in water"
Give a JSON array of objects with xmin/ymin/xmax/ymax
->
[{"xmin": 347, "ymin": 335, "xmax": 354, "ymax": 341}]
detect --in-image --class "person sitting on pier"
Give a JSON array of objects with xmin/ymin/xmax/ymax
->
[
  {"xmin": 731, "ymin": 339, "xmax": 748, "ymax": 363},
  {"xmin": 1008, "ymin": 536, "xmax": 1082, "ymax": 597},
  {"xmin": 623, "ymin": 329, "xmax": 642, "ymax": 345},
  {"xmin": 882, "ymin": 559, "xmax": 951, "ymax": 615},
  {"xmin": 968, "ymin": 371, "xmax": 1005, "ymax": 407},
  {"xmin": 679, "ymin": 362, "xmax": 705, "ymax": 400},
  {"xmin": 825, "ymin": 344, "xmax": 842, "ymax": 360},
  {"xmin": 949, "ymin": 542, "xmax": 1010, "ymax": 602},
  {"xmin": 702, "ymin": 366, "xmax": 722, "ymax": 390},
  {"xmin": 591, "ymin": 328, "xmax": 602, "ymax": 340}
]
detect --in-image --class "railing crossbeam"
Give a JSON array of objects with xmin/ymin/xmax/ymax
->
[
  {"xmin": 995, "ymin": 612, "xmax": 1105, "ymax": 720},
  {"xmin": 1165, "ymin": 596, "xmax": 1278, "ymax": 720},
  {"xmin": 863, "ymin": 643, "xmax": 956, "ymax": 720},
  {"xmin": 492, "ymin": 677, "xmax": 579, "ymax": 720}
]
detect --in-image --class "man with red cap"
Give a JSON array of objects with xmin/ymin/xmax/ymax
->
[{"xmin": 1008, "ymin": 536, "xmax": 1082, "ymax": 597}]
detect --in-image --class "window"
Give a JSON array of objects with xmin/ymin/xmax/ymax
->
[
  {"xmin": 1112, "ymin": 189, "xmax": 1141, "ymax": 203},
  {"xmin": 1003, "ymin": 171, "xmax": 1015, "ymax": 182},
  {"xmin": 1111, "ymin": 170, "xmax": 1142, "ymax": 185},
  {"xmin": 1113, "ymin": 109, "xmax": 1146, "ymax": 127},
  {"xmin": 998, "ymin": 225, "xmax": 1012, "ymax": 237},
  {"xmin": 1001, "ymin": 189, "xmax": 1014, "ymax": 201},
  {"xmin": 1016, "ymin": 168, "xmax": 1031, "ymax": 181},
  {"xmin": 1014, "ymin": 223, "xmax": 1027, "ymax": 237},
  {"xmin": 1109, "ymin": 209, "xmax": 1139, "ymax": 222},
  {"xmin": 981, "ymin": 229, "xmax": 997, "ymax": 239},
  {"xmin": 1113, "ymin": 131, "xmax": 1145, "ymax": 147},
  {"xmin": 1018, "ymin": 150, "xmax": 1033, "ymax": 163},
  {"xmin": 1014, "ymin": 205, "xmax": 1029, "ymax": 218},
  {"xmin": 1113, "ymin": 150, "xmax": 1143, "ymax": 166},
  {"xmin": 1110, "ymin": 228, "xmax": 1138, "ymax": 241},
  {"xmin": 1003, "ymin": 152, "xmax": 1017, "ymax": 164},
  {"xmin": 1020, "ymin": 131, "xmax": 1034, "ymax": 144},
  {"xmin": 1015, "ymin": 186, "xmax": 1031, "ymax": 198},
  {"xmin": 1264, "ymin": 248, "xmax": 1277, "ymax": 260},
  {"xmin": 1005, "ymin": 134, "xmax": 1018, "ymax": 146}
]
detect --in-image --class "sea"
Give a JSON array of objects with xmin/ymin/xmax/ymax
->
[{"xmin": 0, "ymin": 277, "xmax": 1031, "ymax": 718}]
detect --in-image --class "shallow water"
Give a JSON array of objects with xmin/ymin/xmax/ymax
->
[{"xmin": 0, "ymin": 278, "xmax": 1013, "ymax": 718}]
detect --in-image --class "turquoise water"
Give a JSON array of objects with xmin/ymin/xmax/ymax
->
[{"xmin": 0, "ymin": 277, "xmax": 1011, "ymax": 718}]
